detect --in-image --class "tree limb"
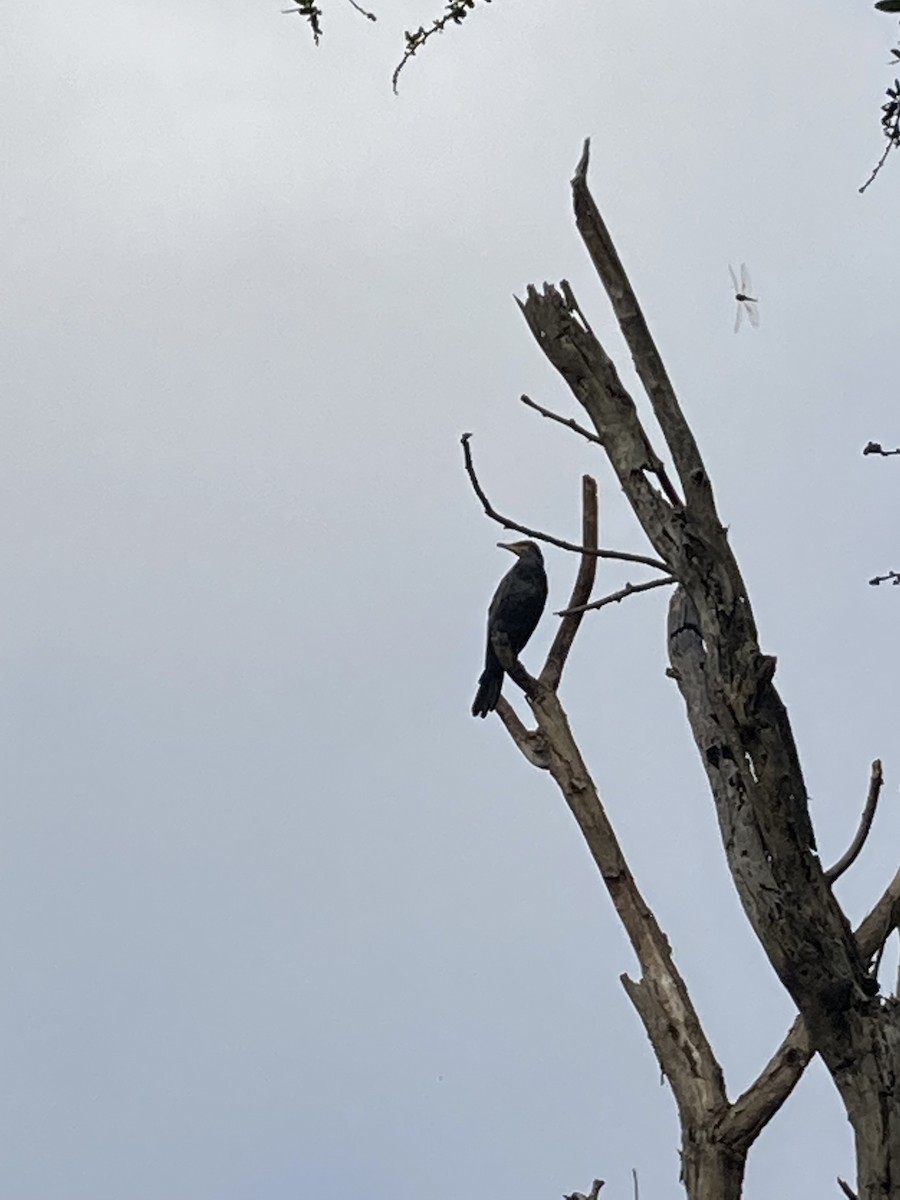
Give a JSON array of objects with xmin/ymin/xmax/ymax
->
[
  {"xmin": 541, "ymin": 475, "xmax": 598, "ymax": 690},
  {"xmin": 855, "ymin": 862, "xmax": 900, "ymax": 964},
  {"xmin": 825, "ymin": 761, "xmax": 884, "ymax": 884},
  {"xmin": 571, "ymin": 139, "xmax": 708, "ymax": 515},
  {"xmin": 460, "ymin": 433, "xmax": 669, "ymax": 572}
]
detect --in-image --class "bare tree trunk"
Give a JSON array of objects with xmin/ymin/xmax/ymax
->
[
  {"xmin": 839, "ymin": 1012, "xmax": 900, "ymax": 1198},
  {"xmin": 680, "ymin": 1131, "xmax": 746, "ymax": 1200},
  {"xmin": 505, "ymin": 140, "xmax": 900, "ymax": 1197}
]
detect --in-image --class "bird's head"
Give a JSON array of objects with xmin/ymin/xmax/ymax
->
[{"xmin": 497, "ymin": 539, "xmax": 543, "ymax": 561}]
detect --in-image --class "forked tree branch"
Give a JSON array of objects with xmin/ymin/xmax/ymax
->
[
  {"xmin": 479, "ymin": 493, "xmax": 738, "ymax": 1193},
  {"xmin": 720, "ymin": 779, "xmax": 899, "ymax": 1147}
]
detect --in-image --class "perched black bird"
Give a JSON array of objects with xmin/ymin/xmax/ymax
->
[{"xmin": 471, "ymin": 540, "xmax": 548, "ymax": 718}]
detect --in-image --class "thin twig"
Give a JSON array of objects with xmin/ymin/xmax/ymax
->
[
  {"xmin": 392, "ymin": 0, "xmax": 485, "ymax": 93},
  {"xmin": 632, "ymin": 1168, "xmax": 639, "ymax": 1200},
  {"xmin": 859, "ymin": 137, "xmax": 894, "ymax": 194},
  {"xmin": 862, "ymin": 441, "xmax": 900, "ymax": 456},
  {"xmin": 541, "ymin": 476, "xmax": 598, "ymax": 689},
  {"xmin": 837, "ymin": 1177, "xmax": 858, "ymax": 1200},
  {"xmin": 520, "ymin": 394, "xmax": 602, "ymax": 444},
  {"xmin": 460, "ymin": 434, "xmax": 669, "ymax": 572},
  {"xmin": 557, "ymin": 576, "xmax": 675, "ymax": 616},
  {"xmin": 344, "ymin": 0, "xmax": 377, "ymax": 17},
  {"xmin": 826, "ymin": 760, "xmax": 884, "ymax": 883},
  {"xmin": 869, "ymin": 571, "xmax": 900, "ymax": 586}
]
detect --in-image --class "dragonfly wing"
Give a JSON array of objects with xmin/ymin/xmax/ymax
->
[
  {"xmin": 729, "ymin": 264, "xmax": 740, "ymax": 292},
  {"xmin": 741, "ymin": 262, "xmax": 753, "ymax": 293},
  {"xmin": 747, "ymin": 301, "xmax": 760, "ymax": 328}
]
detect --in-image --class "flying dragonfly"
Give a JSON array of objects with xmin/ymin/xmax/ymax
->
[{"xmin": 729, "ymin": 262, "xmax": 760, "ymax": 333}]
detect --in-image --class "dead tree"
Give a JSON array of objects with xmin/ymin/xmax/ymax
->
[{"xmin": 464, "ymin": 141, "xmax": 900, "ymax": 1200}]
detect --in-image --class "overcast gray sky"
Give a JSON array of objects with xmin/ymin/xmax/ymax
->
[{"xmin": 3, "ymin": 2, "xmax": 899, "ymax": 1197}]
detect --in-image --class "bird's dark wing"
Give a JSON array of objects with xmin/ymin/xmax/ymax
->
[{"xmin": 489, "ymin": 560, "xmax": 548, "ymax": 655}]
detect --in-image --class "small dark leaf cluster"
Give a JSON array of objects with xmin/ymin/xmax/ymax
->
[
  {"xmin": 863, "ymin": 444, "xmax": 898, "ymax": 587},
  {"xmin": 860, "ymin": 52, "xmax": 900, "ymax": 190},
  {"xmin": 282, "ymin": 0, "xmax": 323, "ymax": 44},
  {"xmin": 880, "ymin": 77, "xmax": 900, "ymax": 145},
  {"xmin": 393, "ymin": 0, "xmax": 492, "ymax": 92}
]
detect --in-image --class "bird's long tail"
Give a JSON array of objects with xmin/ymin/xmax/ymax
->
[{"xmin": 471, "ymin": 664, "xmax": 503, "ymax": 718}]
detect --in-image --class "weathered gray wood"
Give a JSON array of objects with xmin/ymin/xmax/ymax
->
[{"xmin": 510, "ymin": 144, "xmax": 900, "ymax": 1196}]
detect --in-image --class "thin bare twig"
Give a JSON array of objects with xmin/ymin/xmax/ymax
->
[
  {"xmin": 460, "ymin": 434, "xmax": 669, "ymax": 572},
  {"xmin": 557, "ymin": 577, "xmax": 675, "ymax": 616},
  {"xmin": 541, "ymin": 476, "xmax": 598, "ymax": 689},
  {"xmin": 837, "ymin": 1177, "xmax": 858, "ymax": 1200},
  {"xmin": 863, "ymin": 441, "xmax": 900, "ymax": 456},
  {"xmin": 826, "ymin": 760, "xmax": 884, "ymax": 884},
  {"xmin": 632, "ymin": 1168, "xmax": 639, "ymax": 1200},
  {"xmin": 520, "ymin": 394, "xmax": 602, "ymax": 444},
  {"xmin": 869, "ymin": 571, "xmax": 900, "ymax": 586},
  {"xmin": 859, "ymin": 136, "xmax": 895, "ymax": 194},
  {"xmin": 392, "ymin": 0, "xmax": 485, "ymax": 93}
]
